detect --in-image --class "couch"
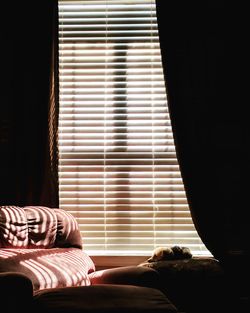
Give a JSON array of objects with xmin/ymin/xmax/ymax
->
[{"xmin": 0, "ymin": 206, "xmax": 178, "ymax": 313}]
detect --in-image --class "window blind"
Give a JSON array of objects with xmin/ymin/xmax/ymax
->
[{"xmin": 58, "ymin": 0, "xmax": 210, "ymax": 256}]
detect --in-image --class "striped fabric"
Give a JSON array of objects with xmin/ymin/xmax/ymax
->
[
  {"xmin": 0, "ymin": 248, "xmax": 95, "ymax": 291},
  {"xmin": 0, "ymin": 206, "xmax": 82, "ymax": 249},
  {"xmin": 54, "ymin": 208, "xmax": 83, "ymax": 249},
  {"xmin": 25, "ymin": 206, "xmax": 58, "ymax": 249},
  {"xmin": 0, "ymin": 206, "xmax": 95, "ymax": 291},
  {"xmin": 0, "ymin": 206, "xmax": 28, "ymax": 248}
]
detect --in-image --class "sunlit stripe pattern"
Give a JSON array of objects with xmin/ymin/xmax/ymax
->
[
  {"xmin": 54, "ymin": 208, "xmax": 83, "ymax": 248},
  {"xmin": 0, "ymin": 248, "xmax": 95, "ymax": 291},
  {"xmin": 0, "ymin": 206, "xmax": 28, "ymax": 248},
  {"xmin": 58, "ymin": 0, "xmax": 210, "ymax": 255},
  {"xmin": 25, "ymin": 206, "xmax": 58, "ymax": 248},
  {"xmin": 0, "ymin": 206, "xmax": 83, "ymax": 249}
]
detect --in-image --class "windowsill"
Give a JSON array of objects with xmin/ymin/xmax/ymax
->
[
  {"xmin": 90, "ymin": 253, "xmax": 214, "ymax": 270},
  {"xmin": 90, "ymin": 255, "xmax": 149, "ymax": 269}
]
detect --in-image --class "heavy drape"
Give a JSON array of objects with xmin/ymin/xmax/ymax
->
[
  {"xmin": 156, "ymin": 1, "xmax": 248, "ymax": 262},
  {"xmin": 0, "ymin": 0, "xmax": 59, "ymax": 207}
]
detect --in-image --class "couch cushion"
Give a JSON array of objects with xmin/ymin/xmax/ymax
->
[
  {"xmin": 54, "ymin": 209, "xmax": 82, "ymax": 249},
  {"xmin": 0, "ymin": 248, "xmax": 95, "ymax": 291},
  {"xmin": 89, "ymin": 265, "xmax": 161, "ymax": 289},
  {"xmin": 0, "ymin": 206, "xmax": 83, "ymax": 249},
  {"xmin": 0, "ymin": 206, "xmax": 28, "ymax": 248},
  {"xmin": 24, "ymin": 206, "xmax": 58, "ymax": 248},
  {"xmin": 33, "ymin": 285, "xmax": 178, "ymax": 313}
]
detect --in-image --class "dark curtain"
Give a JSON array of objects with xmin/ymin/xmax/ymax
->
[
  {"xmin": 0, "ymin": 0, "xmax": 59, "ymax": 207},
  {"xmin": 156, "ymin": 0, "xmax": 249, "ymax": 262}
]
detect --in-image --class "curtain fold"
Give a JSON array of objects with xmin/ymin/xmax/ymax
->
[
  {"xmin": 0, "ymin": 0, "xmax": 59, "ymax": 207},
  {"xmin": 155, "ymin": 1, "xmax": 238, "ymax": 261}
]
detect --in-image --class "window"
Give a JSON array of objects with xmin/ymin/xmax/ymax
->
[{"xmin": 58, "ymin": 0, "xmax": 210, "ymax": 257}]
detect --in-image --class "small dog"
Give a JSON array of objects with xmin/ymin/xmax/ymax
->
[{"xmin": 147, "ymin": 245, "xmax": 192, "ymax": 262}]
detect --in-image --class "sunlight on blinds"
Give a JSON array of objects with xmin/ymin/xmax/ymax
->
[{"xmin": 58, "ymin": 0, "xmax": 211, "ymax": 256}]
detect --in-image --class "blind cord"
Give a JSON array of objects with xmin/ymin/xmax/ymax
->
[{"xmin": 104, "ymin": 0, "xmax": 108, "ymax": 251}]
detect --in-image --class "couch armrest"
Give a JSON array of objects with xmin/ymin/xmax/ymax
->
[
  {"xmin": 0, "ymin": 272, "xmax": 33, "ymax": 313},
  {"xmin": 89, "ymin": 265, "xmax": 160, "ymax": 289}
]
